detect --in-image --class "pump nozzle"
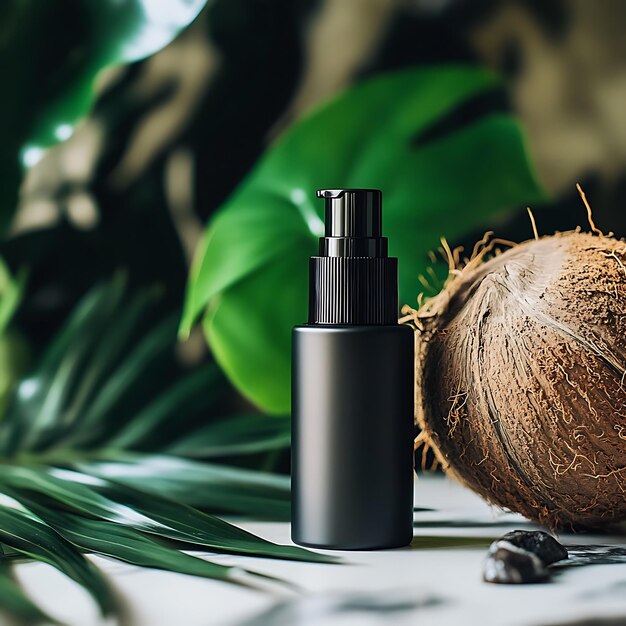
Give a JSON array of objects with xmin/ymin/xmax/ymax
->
[
  {"xmin": 309, "ymin": 188, "xmax": 396, "ymax": 324},
  {"xmin": 316, "ymin": 189, "xmax": 382, "ymax": 238},
  {"xmin": 316, "ymin": 188, "xmax": 386, "ymax": 258}
]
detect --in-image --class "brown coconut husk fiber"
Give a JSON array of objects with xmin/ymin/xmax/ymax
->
[{"xmin": 404, "ymin": 194, "xmax": 626, "ymax": 529}]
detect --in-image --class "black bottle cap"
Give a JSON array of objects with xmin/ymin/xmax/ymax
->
[{"xmin": 309, "ymin": 188, "xmax": 398, "ymax": 325}]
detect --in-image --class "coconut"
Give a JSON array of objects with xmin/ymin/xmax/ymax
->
[{"xmin": 410, "ymin": 230, "xmax": 626, "ymax": 528}]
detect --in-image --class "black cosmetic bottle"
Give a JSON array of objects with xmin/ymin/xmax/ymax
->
[{"xmin": 291, "ymin": 188, "xmax": 414, "ymax": 550}]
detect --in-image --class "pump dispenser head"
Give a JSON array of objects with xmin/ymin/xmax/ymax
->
[
  {"xmin": 316, "ymin": 189, "xmax": 387, "ymax": 258},
  {"xmin": 309, "ymin": 188, "xmax": 397, "ymax": 325},
  {"xmin": 318, "ymin": 189, "xmax": 381, "ymax": 237}
]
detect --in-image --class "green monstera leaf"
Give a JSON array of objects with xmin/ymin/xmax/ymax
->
[{"xmin": 181, "ymin": 65, "xmax": 545, "ymax": 414}]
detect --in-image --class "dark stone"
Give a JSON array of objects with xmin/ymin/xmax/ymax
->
[
  {"xmin": 497, "ymin": 531, "xmax": 568, "ymax": 565},
  {"xmin": 483, "ymin": 530, "xmax": 569, "ymax": 584},
  {"xmin": 483, "ymin": 545, "xmax": 550, "ymax": 584}
]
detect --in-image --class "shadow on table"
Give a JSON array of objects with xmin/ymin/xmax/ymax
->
[
  {"xmin": 408, "ymin": 535, "xmax": 493, "ymax": 549},
  {"xmin": 537, "ymin": 615, "xmax": 626, "ymax": 626},
  {"xmin": 413, "ymin": 518, "xmax": 539, "ymax": 529},
  {"xmin": 232, "ymin": 589, "xmax": 449, "ymax": 626}
]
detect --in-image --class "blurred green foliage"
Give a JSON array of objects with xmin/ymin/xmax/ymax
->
[
  {"xmin": 182, "ymin": 66, "xmax": 545, "ymax": 413},
  {"xmin": 0, "ymin": 262, "xmax": 28, "ymax": 415},
  {"xmin": 0, "ymin": 0, "xmax": 207, "ymax": 232},
  {"xmin": 3, "ymin": 0, "xmax": 208, "ymax": 151},
  {"xmin": 1, "ymin": 0, "xmax": 310, "ymax": 353}
]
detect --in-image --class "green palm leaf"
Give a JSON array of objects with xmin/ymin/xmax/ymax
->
[
  {"xmin": 12, "ymin": 500, "xmax": 270, "ymax": 587},
  {"xmin": 0, "ymin": 465, "xmax": 323, "ymax": 562},
  {"xmin": 80, "ymin": 453, "xmax": 291, "ymax": 519},
  {"xmin": 0, "ymin": 278, "xmax": 330, "ymax": 623},
  {"xmin": 168, "ymin": 414, "xmax": 291, "ymax": 458},
  {"xmin": 0, "ymin": 495, "xmax": 116, "ymax": 617},
  {"xmin": 106, "ymin": 363, "xmax": 222, "ymax": 450}
]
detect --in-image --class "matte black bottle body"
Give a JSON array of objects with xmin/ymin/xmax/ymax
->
[
  {"xmin": 291, "ymin": 188, "xmax": 414, "ymax": 550},
  {"xmin": 292, "ymin": 324, "xmax": 414, "ymax": 549}
]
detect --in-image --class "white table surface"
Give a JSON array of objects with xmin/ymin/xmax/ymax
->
[{"xmin": 11, "ymin": 475, "xmax": 626, "ymax": 626}]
